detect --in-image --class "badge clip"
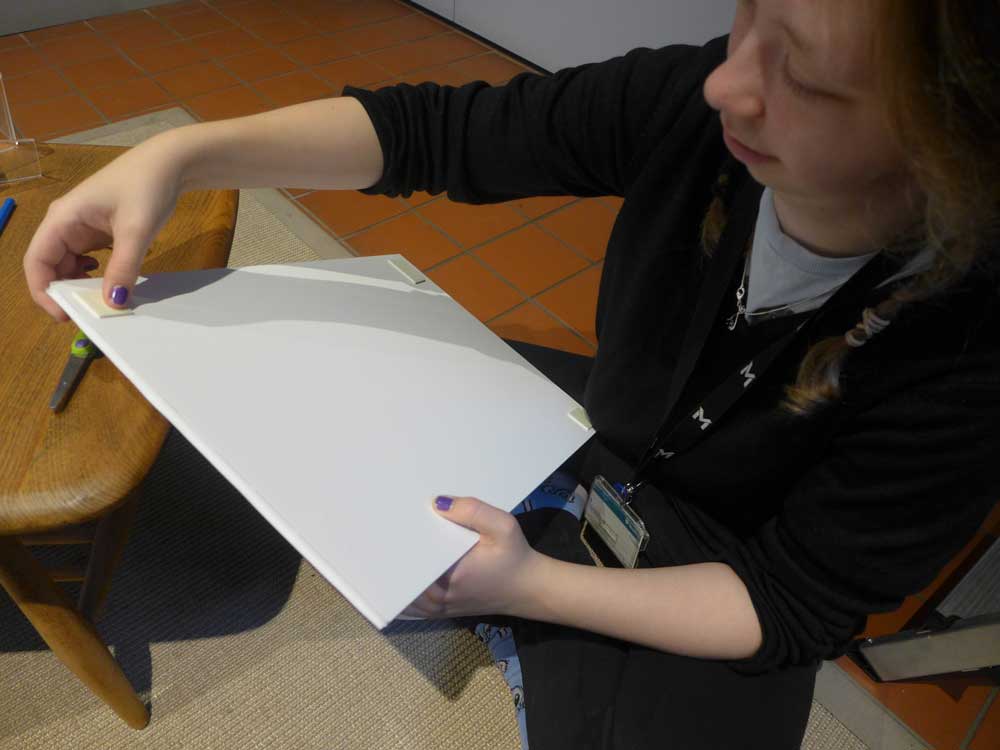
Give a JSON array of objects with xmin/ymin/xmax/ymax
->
[{"xmin": 580, "ymin": 475, "xmax": 649, "ymax": 568}]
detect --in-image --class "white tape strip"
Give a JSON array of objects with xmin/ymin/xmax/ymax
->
[
  {"xmin": 388, "ymin": 257, "xmax": 426, "ymax": 286},
  {"xmin": 568, "ymin": 405, "xmax": 592, "ymax": 431},
  {"xmin": 73, "ymin": 287, "xmax": 134, "ymax": 318}
]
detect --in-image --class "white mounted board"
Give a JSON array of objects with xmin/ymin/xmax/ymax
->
[{"xmin": 48, "ymin": 255, "xmax": 594, "ymax": 628}]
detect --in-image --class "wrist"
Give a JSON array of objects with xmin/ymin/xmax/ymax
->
[
  {"xmin": 506, "ymin": 549, "xmax": 558, "ymax": 620},
  {"xmin": 153, "ymin": 122, "xmax": 222, "ymax": 193}
]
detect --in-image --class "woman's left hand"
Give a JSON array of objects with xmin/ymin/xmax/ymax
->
[{"xmin": 402, "ymin": 496, "xmax": 543, "ymax": 619}]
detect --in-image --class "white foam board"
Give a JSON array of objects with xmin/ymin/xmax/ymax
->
[{"xmin": 48, "ymin": 255, "xmax": 594, "ymax": 628}]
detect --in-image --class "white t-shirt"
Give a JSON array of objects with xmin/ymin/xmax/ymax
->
[{"xmin": 746, "ymin": 188, "xmax": 932, "ymax": 322}]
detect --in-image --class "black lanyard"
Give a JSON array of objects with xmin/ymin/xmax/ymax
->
[{"xmin": 620, "ymin": 244, "xmax": 902, "ymax": 501}]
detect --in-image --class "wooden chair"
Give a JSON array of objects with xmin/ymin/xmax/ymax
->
[
  {"xmin": 0, "ymin": 501, "xmax": 148, "ymax": 727},
  {"xmin": 0, "ymin": 142, "xmax": 238, "ymax": 729}
]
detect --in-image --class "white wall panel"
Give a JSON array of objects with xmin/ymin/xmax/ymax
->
[
  {"xmin": 410, "ymin": 0, "xmax": 456, "ymax": 21},
  {"xmin": 453, "ymin": 0, "xmax": 735, "ymax": 72},
  {"xmin": 2, "ymin": 1, "xmax": 166, "ymax": 36}
]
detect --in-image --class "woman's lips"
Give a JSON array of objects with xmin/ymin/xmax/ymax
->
[{"xmin": 723, "ymin": 129, "xmax": 777, "ymax": 165}]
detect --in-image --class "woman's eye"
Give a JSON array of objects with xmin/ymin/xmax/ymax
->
[{"xmin": 782, "ymin": 59, "xmax": 822, "ymax": 99}]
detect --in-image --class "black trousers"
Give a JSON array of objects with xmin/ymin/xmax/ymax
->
[{"xmin": 501, "ymin": 340, "xmax": 817, "ymax": 750}]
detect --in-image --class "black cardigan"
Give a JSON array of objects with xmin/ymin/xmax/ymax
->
[{"xmin": 345, "ymin": 37, "xmax": 1000, "ymax": 673}]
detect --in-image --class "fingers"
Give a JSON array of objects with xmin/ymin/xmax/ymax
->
[
  {"xmin": 22, "ymin": 142, "xmax": 178, "ymax": 319},
  {"xmin": 435, "ymin": 562, "xmax": 458, "ymax": 587},
  {"xmin": 24, "ymin": 201, "xmax": 111, "ymax": 321},
  {"xmin": 396, "ymin": 611, "xmax": 427, "ymax": 621},
  {"xmin": 23, "ymin": 215, "xmax": 73, "ymax": 321},
  {"xmin": 27, "ymin": 252, "xmax": 104, "ymax": 318},
  {"xmin": 68, "ymin": 255, "xmax": 101, "ymax": 280},
  {"xmin": 101, "ymin": 223, "xmax": 151, "ymax": 309},
  {"xmin": 53, "ymin": 250, "xmax": 82, "ymax": 280},
  {"xmin": 23, "ymin": 255, "xmax": 68, "ymax": 321},
  {"xmin": 402, "ymin": 581, "xmax": 450, "ymax": 619},
  {"xmin": 433, "ymin": 495, "xmax": 516, "ymax": 538}
]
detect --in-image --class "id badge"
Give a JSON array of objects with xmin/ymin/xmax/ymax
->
[{"xmin": 581, "ymin": 475, "xmax": 649, "ymax": 568}]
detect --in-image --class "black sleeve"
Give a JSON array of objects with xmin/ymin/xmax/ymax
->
[
  {"xmin": 722, "ymin": 356, "xmax": 1000, "ymax": 673},
  {"xmin": 342, "ymin": 38, "xmax": 727, "ymax": 204}
]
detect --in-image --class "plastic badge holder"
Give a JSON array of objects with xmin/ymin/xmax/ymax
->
[{"xmin": 0, "ymin": 73, "xmax": 41, "ymax": 185}]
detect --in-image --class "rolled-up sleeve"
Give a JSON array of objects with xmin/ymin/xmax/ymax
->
[
  {"xmin": 342, "ymin": 39, "xmax": 727, "ymax": 203},
  {"xmin": 722, "ymin": 358, "xmax": 1000, "ymax": 673}
]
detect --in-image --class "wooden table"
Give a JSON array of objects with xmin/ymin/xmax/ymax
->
[{"xmin": 0, "ymin": 143, "xmax": 238, "ymax": 729}]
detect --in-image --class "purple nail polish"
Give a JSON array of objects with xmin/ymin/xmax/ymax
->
[
  {"xmin": 435, "ymin": 496, "xmax": 453, "ymax": 511},
  {"xmin": 111, "ymin": 285, "xmax": 128, "ymax": 306},
  {"xmin": 82, "ymin": 258, "xmax": 99, "ymax": 270}
]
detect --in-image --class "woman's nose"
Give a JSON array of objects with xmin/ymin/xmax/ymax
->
[{"xmin": 704, "ymin": 39, "xmax": 766, "ymax": 120}]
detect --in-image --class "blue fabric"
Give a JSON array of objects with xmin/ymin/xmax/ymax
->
[
  {"xmin": 480, "ymin": 471, "xmax": 587, "ymax": 749},
  {"xmin": 512, "ymin": 470, "xmax": 587, "ymax": 520},
  {"xmin": 474, "ymin": 622, "xmax": 527, "ymax": 745}
]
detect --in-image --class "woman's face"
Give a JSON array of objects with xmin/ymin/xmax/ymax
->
[{"xmin": 703, "ymin": 0, "xmax": 909, "ymax": 206}]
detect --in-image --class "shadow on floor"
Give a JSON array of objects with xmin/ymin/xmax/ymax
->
[
  {"xmin": 1, "ymin": 424, "xmax": 501, "ymax": 738},
  {"xmin": 1, "ymin": 428, "xmax": 301, "ymax": 693}
]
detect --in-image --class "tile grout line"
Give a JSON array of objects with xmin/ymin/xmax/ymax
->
[
  {"xmin": 507, "ymin": 198, "xmax": 581, "ymax": 223},
  {"xmin": 332, "ymin": 198, "xmax": 604, "ymax": 308},
  {"xmin": 210, "ymin": 0, "xmax": 443, "ymax": 64},
  {"xmin": 3, "ymin": 4, "xmax": 597, "ymax": 348},
  {"xmin": 68, "ymin": 13, "xmax": 184, "ymax": 124},
  {"xmin": 13, "ymin": 1, "xmax": 599, "ymax": 347},
  {"xmin": 415, "ymin": 206, "xmax": 534, "ymax": 257},
  {"xmin": 307, "ymin": 195, "xmax": 601, "ymax": 342},
  {"xmin": 14, "ymin": 23, "xmax": 123, "ymax": 132},
  {"xmin": 487, "ymin": 298, "xmax": 598, "ymax": 354},
  {"xmin": 960, "ymin": 687, "xmax": 998, "ymax": 750},
  {"xmin": 420, "ymin": 209, "xmax": 604, "ymax": 273},
  {"xmin": 282, "ymin": 196, "xmax": 361, "ymax": 260},
  {"xmin": 94, "ymin": 5, "xmax": 272, "ymax": 110},
  {"xmin": 532, "ymin": 210, "xmax": 607, "ymax": 266},
  {"xmin": 456, "ymin": 250, "xmax": 529, "ymax": 321},
  {"xmin": 7, "ymin": 5, "xmax": 526, "ymax": 118},
  {"xmin": 516, "ymin": 263, "xmax": 604, "ymax": 345},
  {"xmin": 29, "ymin": 35, "xmax": 490, "ymax": 112},
  {"xmin": 308, "ymin": 197, "xmax": 531, "ymax": 326},
  {"xmin": 332, "ymin": 197, "xmax": 605, "ymax": 301},
  {"xmin": 461, "ymin": 249, "xmax": 602, "ymax": 337},
  {"xmin": 372, "ymin": 204, "xmax": 465, "ymax": 262},
  {"xmin": 205, "ymin": 0, "xmax": 495, "ymax": 82},
  {"xmin": 394, "ymin": 0, "xmax": 547, "ymax": 75},
  {"xmin": 471, "ymin": 231, "xmax": 599, "ymax": 301},
  {"xmin": 12, "ymin": 66, "xmax": 108, "ymax": 138}
]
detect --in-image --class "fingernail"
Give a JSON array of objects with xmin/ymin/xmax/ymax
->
[
  {"xmin": 435, "ymin": 496, "xmax": 453, "ymax": 511},
  {"xmin": 82, "ymin": 258, "xmax": 99, "ymax": 270},
  {"xmin": 111, "ymin": 285, "xmax": 128, "ymax": 306}
]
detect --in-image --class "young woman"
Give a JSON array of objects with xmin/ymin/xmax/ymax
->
[{"xmin": 24, "ymin": 1, "xmax": 999, "ymax": 747}]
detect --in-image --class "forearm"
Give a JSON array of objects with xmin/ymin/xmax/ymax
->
[
  {"xmin": 515, "ymin": 556, "xmax": 763, "ymax": 660},
  {"xmin": 160, "ymin": 97, "xmax": 383, "ymax": 192}
]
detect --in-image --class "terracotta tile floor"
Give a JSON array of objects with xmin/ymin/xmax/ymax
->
[
  {"xmin": 837, "ymin": 519, "xmax": 1000, "ymax": 750},
  {"xmin": 0, "ymin": 0, "xmax": 601, "ymax": 356},
  {"xmin": 2, "ymin": 0, "xmax": 997, "ymax": 745}
]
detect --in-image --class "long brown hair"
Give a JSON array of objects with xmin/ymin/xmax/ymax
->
[{"xmin": 703, "ymin": 0, "xmax": 1000, "ymax": 415}]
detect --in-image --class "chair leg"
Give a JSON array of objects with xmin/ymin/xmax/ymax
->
[
  {"xmin": 0, "ymin": 535, "xmax": 149, "ymax": 729},
  {"xmin": 78, "ymin": 496, "xmax": 138, "ymax": 622}
]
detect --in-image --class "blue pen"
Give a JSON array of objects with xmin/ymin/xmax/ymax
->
[{"xmin": 0, "ymin": 197, "xmax": 15, "ymax": 236}]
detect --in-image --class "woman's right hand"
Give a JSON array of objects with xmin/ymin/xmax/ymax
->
[{"xmin": 23, "ymin": 130, "xmax": 190, "ymax": 321}]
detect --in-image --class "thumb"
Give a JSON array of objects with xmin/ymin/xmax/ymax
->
[
  {"xmin": 433, "ymin": 496, "xmax": 512, "ymax": 537},
  {"xmin": 102, "ymin": 224, "xmax": 151, "ymax": 309}
]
